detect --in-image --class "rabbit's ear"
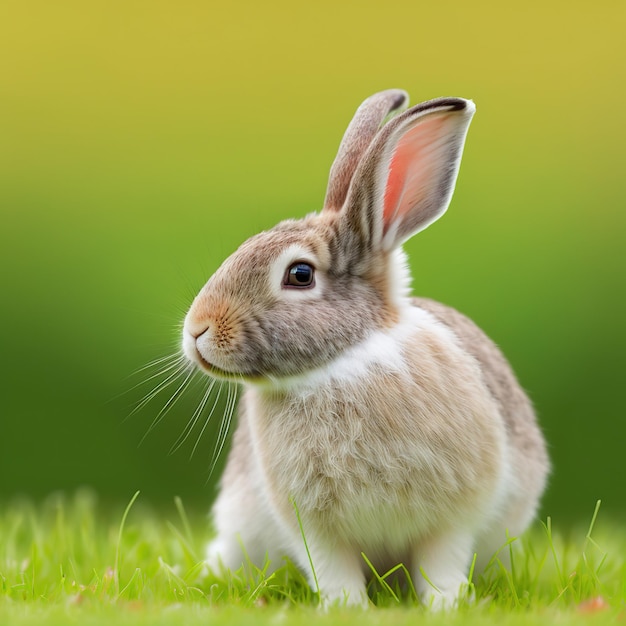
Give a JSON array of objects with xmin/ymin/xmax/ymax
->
[
  {"xmin": 323, "ymin": 90, "xmax": 409, "ymax": 212},
  {"xmin": 342, "ymin": 98, "xmax": 475, "ymax": 253}
]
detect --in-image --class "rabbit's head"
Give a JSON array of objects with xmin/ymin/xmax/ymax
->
[{"xmin": 183, "ymin": 91, "xmax": 475, "ymax": 383}]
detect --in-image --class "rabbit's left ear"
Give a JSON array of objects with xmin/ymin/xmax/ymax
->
[
  {"xmin": 324, "ymin": 89, "xmax": 409, "ymax": 212},
  {"xmin": 342, "ymin": 98, "xmax": 475, "ymax": 253}
]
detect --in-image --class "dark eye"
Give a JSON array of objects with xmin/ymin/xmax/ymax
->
[{"xmin": 284, "ymin": 262, "xmax": 315, "ymax": 288}]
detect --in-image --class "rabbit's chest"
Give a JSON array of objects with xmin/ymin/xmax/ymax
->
[
  {"xmin": 253, "ymin": 403, "xmax": 428, "ymax": 541},
  {"xmin": 245, "ymin": 367, "xmax": 502, "ymax": 542}
]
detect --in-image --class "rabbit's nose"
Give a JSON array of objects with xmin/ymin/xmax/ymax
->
[
  {"xmin": 188, "ymin": 315, "xmax": 239, "ymax": 353},
  {"xmin": 184, "ymin": 314, "xmax": 210, "ymax": 339}
]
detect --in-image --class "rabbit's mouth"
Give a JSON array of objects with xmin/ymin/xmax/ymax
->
[
  {"xmin": 192, "ymin": 347, "xmax": 265, "ymax": 383},
  {"xmin": 194, "ymin": 351, "xmax": 241, "ymax": 381},
  {"xmin": 195, "ymin": 351, "xmax": 279, "ymax": 386}
]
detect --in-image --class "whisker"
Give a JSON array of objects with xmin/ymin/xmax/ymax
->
[
  {"xmin": 109, "ymin": 353, "xmax": 185, "ymax": 407},
  {"xmin": 130, "ymin": 352, "xmax": 183, "ymax": 377},
  {"xmin": 139, "ymin": 365, "xmax": 196, "ymax": 445},
  {"xmin": 189, "ymin": 380, "xmax": 224, "ymax": 460},
  {"xmin": 208, "ymin": 380, "xmax": 238, "ymax": 478},
  {"xmin": 129, "ymin": 359, "xmax": 190, "ymax": 419},
  {"xmin": 168, "ymin": 377, "xmax": 217, "ymax": 456},
  {"xmin": 124, "ymin": 354, "xmax": 186, "ymax": 399}
]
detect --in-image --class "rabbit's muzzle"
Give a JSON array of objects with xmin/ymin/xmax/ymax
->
[{"xmin": 182, "ymin": 295, "xmax": 246, "ymax": 375}]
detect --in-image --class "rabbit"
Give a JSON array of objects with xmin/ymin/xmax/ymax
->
[{"xmin": 182, "ymin": 89, "xmax": 549, "ymax": 609}]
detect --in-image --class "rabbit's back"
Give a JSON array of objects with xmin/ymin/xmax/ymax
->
[{"xmin": 413, "ymin": 297, "xmax": 549, "ymax": 526}]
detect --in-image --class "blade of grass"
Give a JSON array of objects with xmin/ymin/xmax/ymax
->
[
  {"xmin": 361, "ymin": 552, "xmax": 400, "ymax": 603},
  {"xmin": 114, "ymin": 490, "xmax": 141, "ymax": 598},
  {"xmin": 290, "ymin": 497, "xmax": 319, "ymax": 605}
]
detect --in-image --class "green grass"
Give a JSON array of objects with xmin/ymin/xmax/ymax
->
[{"xmin": 0, "ymin": 492, "xmax": 623, "ymax": 625}]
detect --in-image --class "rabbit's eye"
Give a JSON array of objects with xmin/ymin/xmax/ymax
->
[{"xmin": 284, "ymin": 262, "xmax": 315, "ymax": 288}]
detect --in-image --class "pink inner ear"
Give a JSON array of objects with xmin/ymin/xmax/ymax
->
[{"xmin": 383, "ymin": 114, "xmax": 448, "ymax": 230}]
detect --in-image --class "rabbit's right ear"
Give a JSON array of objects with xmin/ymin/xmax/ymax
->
[
  {"xmin": 340, "ymin": 97, "xmax": 475, "ymax": 256},
  {"xmin": 323, "ymin": 90, "xmax": 409, "ymax": 212}
]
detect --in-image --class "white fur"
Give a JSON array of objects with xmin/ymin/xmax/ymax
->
[
  {"xmin": 388, "ymin": 247, "xmax": 413, "ymax": 305},
  {"xmin": 256, "ymin": 302, "xmax": 434, "ymax": 393}
]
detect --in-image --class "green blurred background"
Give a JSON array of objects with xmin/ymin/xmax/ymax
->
[{"xmin": 1, "ymin": 1, "xmax": 624, "ymax": 522}]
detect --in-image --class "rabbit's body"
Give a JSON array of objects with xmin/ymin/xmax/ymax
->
[{"xmin": 183, "ymin": 91, "xmax": 549, "ymax": 607}]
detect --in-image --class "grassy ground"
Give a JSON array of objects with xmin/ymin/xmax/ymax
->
[{"xmin": 0, "ymin": 491, "xmax": 623, "ymax": 625}]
